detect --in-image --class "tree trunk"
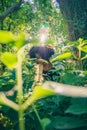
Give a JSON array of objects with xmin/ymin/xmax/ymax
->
[{"xmin": 57, "ymin": 0, "xmax": 87, "ymax": 41}]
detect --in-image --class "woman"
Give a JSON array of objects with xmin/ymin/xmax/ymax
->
[
  {"xmin": 29, "ymin": 46, "xmax": 54, "ymax": 69},
  {"xmin": 29, "ymin": 46, "xmax": 60, "ymax": 81}
]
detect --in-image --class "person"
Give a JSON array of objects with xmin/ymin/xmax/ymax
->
[
  {"xmin": 29, "ymin": 46, "xmax": 54, "ymax": 69},
  {"xmin": 29, "ymin": 46, "xmax": 60, "ymax": 81}
]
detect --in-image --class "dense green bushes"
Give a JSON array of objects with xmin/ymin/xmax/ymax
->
[{"xmin": 0, "ymin": 31, "xmax": 87, "ymax": 130}]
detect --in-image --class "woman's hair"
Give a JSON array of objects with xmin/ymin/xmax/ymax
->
[{"xmin": 29, "ymin": 46, "xmax": 54, "ymax": 60}]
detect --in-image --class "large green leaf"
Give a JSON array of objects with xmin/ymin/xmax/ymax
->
[
  {"xmin": 81, "ymin": 45, "xmax": 87, "ymax": 52},
  {"xmin": 0, "ymin": 31, "xmax": 15, "ymax": 44},
  {"xmin": 65, "ymin": 104, "xmax": 87, "ymax": 115},
  {"xmin": 1, "ymin": 52, "xmax": 17, "ymax": 69},
  {"xmin": 51, "ymin": 52, "xmax": 72, "ymax": 63},
  {"xmin": 52, "ymin": 116, "xmax": 87, "ymax": 129},
  {"xmin": 61, "ymin": 71, "xmax": 87, "ymax": 86},
  {"xmin": 22, "ymin": 85, "xmax": 56, "ymax": 109},
  {"xmin": 32, "ymin": 85, "xmax": 56, "ymax": 100}
]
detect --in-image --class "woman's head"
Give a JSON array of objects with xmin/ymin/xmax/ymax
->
[{"xmin": 29, "ymin": 46, "xmax": 54, "ymax": 61}]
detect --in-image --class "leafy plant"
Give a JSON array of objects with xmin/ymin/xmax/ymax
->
[
  {"xmin": 1, "ymin": 31, "xmax": 87, "ymax": 130},
  {"xmin": 0, "ymin": 31, "xmax": 56, "ymax": 130},
  {"xmin": 68, "ymin": 38, "xmax": 87, "ymax": 70}
]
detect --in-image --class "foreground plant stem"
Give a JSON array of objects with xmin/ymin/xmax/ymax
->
[
  {"xmin": 0, "ymin": 93, "xmax": 19, "ymax": 111},
  {"xmin": 16, "ymin": 51, "xmax": 25, "ymax": 130},
  {"xmin": 32, "ymin": 104, "xmax": 44, "ymax": 130}
]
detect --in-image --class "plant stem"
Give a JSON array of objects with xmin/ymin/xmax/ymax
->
[
  {"xmin": 78, "ymin": 49, "xmax": 83, "ymax": 69},
  {"xmin": 0, "ymin": 93, "xmax": 19, "ymax": 111},
  {"xmin": 32, "ymin": 104, "xmax": 44, "ymax": 130},
  {"xmin": 18, "ymin": 109, "xmax": 25, "ymax": 130},
  {"xmin": 32, "ymin": 104, "xmax": 41, "ymax": 123},
  {"xmin": 16, "ymin": 51, "xmax": 25, "ymax": 130},
  {"xmin": 81, "ymin": 55, "xmax": 87, "ymax": 60}
]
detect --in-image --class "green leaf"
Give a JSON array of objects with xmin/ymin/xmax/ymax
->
[
  {"xmin": 0, "ymin": 97, "xmax": 3, "ymax": 104},
  {"xmin": 14, "ymin": 33, "xmax": 26, "ymax": 49},
  {"xmin": 78, "ymin": 38, "xmax": 83, "ymax": 44},
  {"xmin": 68, "ymin": 41, "xmax": 79, "ymax": 46},
  {"xmin": 1, "ymin": 52, "xmax": 17, "ymax": 69},
  {"xmin": 29, "ymin": 38, "xmax": 39, "ymax": 45},
  {"xmin": 61, "ymin": 71, "xmax": 87, "ymax": 86},
  {"xmin": 47, "ymin": 39, "xmax": 55, "ymax": 45},
  {"xmin": 22, "ymin": 85, "xmax": 56, "ymax": 109},
  {"xmin": 83, "ymin": 70, "xmax": 87, "ymax": 75},
  {"xmin": 52, "ymin": 116, "xmax": 87, "ymax": 129},
  {"xmin": 32, "ymin": 86, "xmax": 56, "ymax": 100},
  {"xmin": 81, "ymin": 45, "xmax": 87, "ymax": 52},
  {"xmin": 41, "ymin": 118, "xmax": 51, "ymax": 129},
  {"xmin": 65, "ymin": 104, "xmax": 87, "ymax": 115},
  {"xmin": 0, "ymin": 93, "xmax": 6, "ymax": 104},
  {"xmin": 0, "ymin": 76, "xmax": 15, "ymax": 91},
  {"xmin": 51, "ymin": 52, "xmax": 72, "ymax": 63},
  {"xmin": 0, "ymin": 31, "xmax": 14, "ymax": 44}
]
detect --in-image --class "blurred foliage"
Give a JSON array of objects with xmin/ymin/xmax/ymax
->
[
  {"xmin": 0, "ymin": 1, "xmax": 87, "ymax": 130},
  {"xmin": 0, "ymin": 30, "xmax": 87, "ymax": 130},
  {"xmin": 0, "ymin": 0, "xmax": 67, "ymax": 40}
]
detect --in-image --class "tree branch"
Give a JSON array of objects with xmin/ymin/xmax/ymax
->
[{"xmin": 0, "ymin": 0, "xmax": 23, "ymax": 21}]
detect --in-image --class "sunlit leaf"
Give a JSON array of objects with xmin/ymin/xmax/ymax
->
[
  {"xmin": 0, "ymin": 93, "xmax": 6, "ymax": 104},
  {"xmin": 14, "ymin": 33, "xmax": 26, "ymax": 49},
  {"xmin": 78, "ymin": 38, "xmax": 83, "ymax": 44},
  {"xmin": 0, "ymin": 31, "xmax": 15, "ymax": 44},
  {"xmin": 22, "ymin": 85, "xmax": 56, "ymax": 109},
  {"xmin": 81, "ymin": 45, "xmax": 87, "ymax": 52},
  {"xmin": 51, "ymin": 52, "xmax": 72, "ymax": 63},
  {"xmin": 32, "ymin": 85, "xmax": 56, "ymax": 100},
  {"xmin": 47, "ymin": 39, "xmax": 55, "ymax": 45},
  {"xmin": 1, "ymin": 52, "xmax": 17, "ymax": 69},
  {"xmin": 83, "ymin": 70, "xmax": 87, "ymax": 75},
  {"xmin": 68, "ymin": 41, "xmax": 78, "ymax": 46},
  {"xmin": 0, "ymin": 96, "xmax": 3, "ymax": 104}
]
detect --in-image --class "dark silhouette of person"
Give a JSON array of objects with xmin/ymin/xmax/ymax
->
[
  {"xmin": 29, "ymin": 46, "xmax": 54, "ymax": 71},
  {"xmin": 29, "ymin": 46, "xmax": 60, "ymax": 81}
]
